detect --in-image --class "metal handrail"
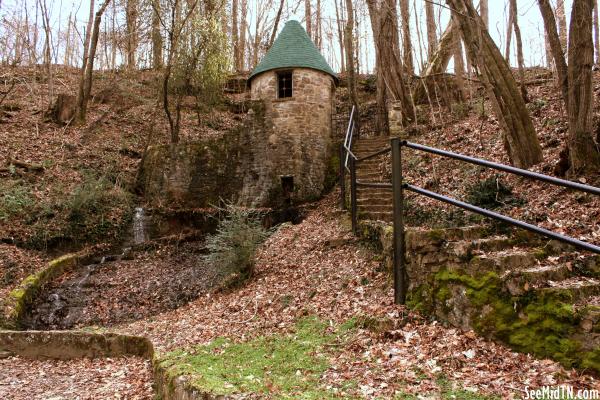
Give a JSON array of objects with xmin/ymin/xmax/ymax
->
[
  {"xmin": 340, "ymin": 136, "xmax": 600, "ymax": 305},
  {"xmin": 403, "ymin": 141, "xmax": 600, "ymax": 196},
  {"xmin": 357, "ymin": 146, "xmax": 392, "ymax": 163},
  {"xmin": 343, "ymin": 106, "xmax": 357, "ymax": 168},
  {"xmin": 405, "ymin": 184, "xmax": 600, "ymax": 254},
  {"xmin": 339, "ymin": 106, "xmax": 358, "ymax": 210}
]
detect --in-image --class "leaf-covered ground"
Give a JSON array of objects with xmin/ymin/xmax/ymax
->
[
  {"xmin": 0, "ymin": 356, "xmax": 153, "ymax": 399},
  {"xmin": 118, "ymin": 193, "xmax": 598, "ymax": 398}
]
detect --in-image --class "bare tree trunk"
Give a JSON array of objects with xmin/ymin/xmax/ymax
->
[
  {"xmin": 567, "ymin": 0, "xmax": 600, "ymax": 174},
  {"xmin": 239, "ymin": 0, "xmax": 247, "ymax": 70},
  {"xmin": 354, "ymin": 8, "xmax": 360, "ymax": 74},
  {"xmin": 505, "ymin": 0, "xmax": 514, "ymax": 61},
  {"xmin": 452, "ymin": 16, "xmax": 465, "ymax": 96},
  {"xmin": 316, "ymin": 0, "xmax": 322, "ymax": 49},
  {"xmin": 269, "ymin": 0, "xmax": 285, "ymax": 49},
  {"xmin": 447, "ymin": 0, "xmax": 543, "ymax": 168},
  {"xmin": 65, "ymin": 12, "xmax": 72, "ymax": 66},
  {"xmin": 344, "ymin": 0, "xmax": 359, "ymax": 113},
  {"xmin": 110, "ymin": 0, "xmax": 116, "ymax": 69},
  {"xmin": 77, "ymin": 0, "xmax": 111, "ymax": 123},
  {"xmin": 75, "ymin": 0, "xmax": 95, "ymax": 122},
  {"xmin": 424, "ymin": 21, "xmax": 455, "ymax": 75},
  {"xmin": 511, "ymin": 0, "xmax": 528, "ymax": 101},
  {"xmin": 232, "ymin": 0, "xmax": 239, "ymax": 70},
  {"xmin": 545, "ymin": 31, "xmax": 553, "ymax": 68},
  {"xmin": 159, "ymin": 0, "xmax": 199, "ymax": 143},
  {"xmin": 305, "ymin": 0, "xmax": 312, "ymax": 38},
  {"xmin": 38, "ymin": 0, "xmax": 53, "ymax": 100},
  {"xmin": 425, "ymin": 0, "xmax": 437, "ymax": 58},
  {"xmin": 151, "ymin": 0, "xmax": 162, "ymax": 69},
  {"xmin": 125, "ymin": 0, "xmax": 138, "ymax": 70},
  {"xmin": 367, "ymin": 0, "xmax": 415, "ymax": 128},
  {"xmin": 336, "ymin": 0, "xmax": 346, "ymax": 73},
  {"xmin": 594, "ymin": 0, "xmax": 600, "ymax": 64},
  {"xmin": 556, "ymin": 0, "xmax": 567, "ymax": 52},
  {"xmin": 480, "ymin": 0, "xmax": 488, "ymax": 28},
  {"xmin": 252, "ymin": 10, "xmax": 259, "ymax": 68},
  {"xmin": 538, "ymin": 0, "xmax": 569, "ymax": 106},
  {"xmin": 399, "ymin": 0, "xmax": 413, "ymax": 73}
]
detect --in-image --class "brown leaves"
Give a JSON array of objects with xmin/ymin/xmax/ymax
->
[
  {"xmin": 0, "ymin": 356, "xmax": 153, "ymax": 399},
  {"xmin": 118, "ymin": 193, "xmax": 597, "ymax": 397}
]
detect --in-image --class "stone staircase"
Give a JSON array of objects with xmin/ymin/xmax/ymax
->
[
  {"xmin": 359, "ymin": 221, "xmax": 600, "ymax": 373},
  {"xmin": 352, "ymin": 136, "xmax": 393, "ymax": 222}
]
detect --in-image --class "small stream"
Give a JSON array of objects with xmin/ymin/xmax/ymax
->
[{"xmin": 21, "ymin": 205, "xmax": 305, "ymax": 330}]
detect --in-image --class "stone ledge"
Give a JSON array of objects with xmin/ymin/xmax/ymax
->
[
  {"xmin": 0, "ymin": 330, "xmax": 153, "ymax": 359},
  {"xmin": 1, "ymin": 250, "xmax": 98, "ymax": 329},
  {"xmin": 154, "ymin": 362, "xmax": 233, "ymax": 400}
]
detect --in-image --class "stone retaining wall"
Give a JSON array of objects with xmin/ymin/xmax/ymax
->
[
  {"xmin": 358, "ymin": 220, "xmax": 600, "ymax": 373},
  {"xmin": 0, "ymin": 330, "xmax": 153, "ymax": 359},
  {"xmin": 1, "ymin": 250, "xmax": 97, "ymax": 329}
]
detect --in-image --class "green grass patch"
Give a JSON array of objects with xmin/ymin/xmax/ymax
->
[{"xmin": 159, "ymin": 317, "xmax": 357, "ymax": 398}]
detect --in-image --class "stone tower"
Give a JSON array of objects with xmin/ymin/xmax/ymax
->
[{"xmin": 243, "ymin": 20, "xmax": 338, "ymax": 206}]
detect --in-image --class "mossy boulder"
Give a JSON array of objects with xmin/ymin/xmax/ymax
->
[{"xmin": 410, "ymin": 268, "xmax": 600, "ymax": 373}]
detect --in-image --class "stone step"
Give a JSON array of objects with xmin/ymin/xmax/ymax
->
[
  {"xmin": 446, "ymin": 236, "xmax": 517, "ymax": 259},
  {"xmin": 504, "ymin": 263, "xmax": 574, "ymax": 295},
  {"xmin": 538, "ymin": 277, "xmax": 600, "ymax": 303},
  {"xmin": 467, "ymin": 250, "xmax": 539, "ymax": 273},
  {"xmin": 357, "ymin": 198, "xmax": 393, "ymax": 205},
  {"xmin": 354, "ymin": 148, "xmax": 390, "ymax": 156},
  {"xmin": 358, "ymin": 210, "xmax": 393, "ymax": 222},
  {"xmin": 355, "ymin": 138, "xmax": 392, "ymax": 144},
  {"xmin": 358, "ymin": 204, "xmax": 393, "ymax": 212},
  {"xmin": 356, "ymin": 173, "xmax": 385, "ymax": 180},
  {"xmin": 355, "ymin": 164, "xmax": 383, "ymax": 170},
  {"xmin": 357, "ymin": 187, "xmax": 392, "ymax": 193}
]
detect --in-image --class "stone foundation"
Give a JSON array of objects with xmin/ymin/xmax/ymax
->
[{"xmin": 358, "ymin": 220, "xmax": 600, "ymax": 373}]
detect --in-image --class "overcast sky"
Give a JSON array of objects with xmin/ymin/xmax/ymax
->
[{"xmin": 0, "ymin": 0, "xmax": 574, "ymax": 72}]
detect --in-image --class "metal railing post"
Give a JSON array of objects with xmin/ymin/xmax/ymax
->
[
  {"xmin": 339, "ymin": 143, "xmax": 346, "ymax": 210},
  {"xmin": 391, "ymin": 138, "xmax": 406, "ymax": 305},
  {"xmin": 349, "ymin": 156, "xmax": 358, "ymax": 234}
]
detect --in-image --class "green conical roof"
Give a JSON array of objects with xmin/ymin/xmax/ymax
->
[{"xmin": 249, "ymin": 20, "xmax": 337, "ymax": 83}]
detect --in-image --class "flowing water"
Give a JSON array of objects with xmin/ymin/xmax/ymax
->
[{"xmin": 132, "ymin": 207, "xmax": 148, "ymax": 244}]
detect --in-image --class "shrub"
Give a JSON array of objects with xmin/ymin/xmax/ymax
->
[
  {"xmin": 466, "ymin": 176, "xmax": 520, "ymax": 209},
  {"xmin": 67, "ymin": 175, "xmax": 128, "ymax": 220},
  {"xmin": 451, "ymin": 102, "xmax": 470, "ymax": 119},
  {"xmin": 63, "ymin": 173, "xmax": 132, "ymax": 242},
  {"xmin": 0, "ymin": 181, "xmax": 34, "ymax": 220},
  {"xmin": 204, "ymin": 204, "xmax": 270, "ymax": 284}
]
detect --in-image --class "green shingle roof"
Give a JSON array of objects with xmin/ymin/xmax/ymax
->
[{"xmin": 249, "ymin": 20, "xmax": 337, "ymax": 83}]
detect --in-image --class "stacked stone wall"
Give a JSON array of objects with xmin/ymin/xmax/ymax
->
[{"xmin": 246, "ymin": 68, "xmax": 335, "ymax": 205}]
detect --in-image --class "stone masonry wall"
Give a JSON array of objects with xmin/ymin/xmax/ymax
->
[
  {"xmin": 244, "ymin": 68, "xmax": 335, "ymax": 206},
  {"xmin": 357, "ymin": 220, "xmax": 600, "ymax": 374}
]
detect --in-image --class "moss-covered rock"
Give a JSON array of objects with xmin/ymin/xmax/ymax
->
[
  {"xmin": 1, "ymin": 252, "xmax": 91, "ymax": 329},
  {"xmin": 413, "ymin": 268, "xmax": 599, "ymax": 373}
]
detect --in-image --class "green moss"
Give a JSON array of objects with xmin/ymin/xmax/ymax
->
[
  {"xmin": 406, "ymin": 284, "xmax": 433, "ymax": 314},
  {"xmin": 158, "ymin": 317, "xmax": 356, "ymax": 398},
  {"xmin": 581, "ymin": 348, "xmax": 600, "ymax": 371},
  {"xmin": 426, "ymin": 229, "xmax": 445, "ymax": 242},
  {"xmin": 408, "ymin": 268, "xmax": 597, "ymax": 373},
  {"xmin": 533, "ymin": 247, "xmax": 549, "ymax": 261}
]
